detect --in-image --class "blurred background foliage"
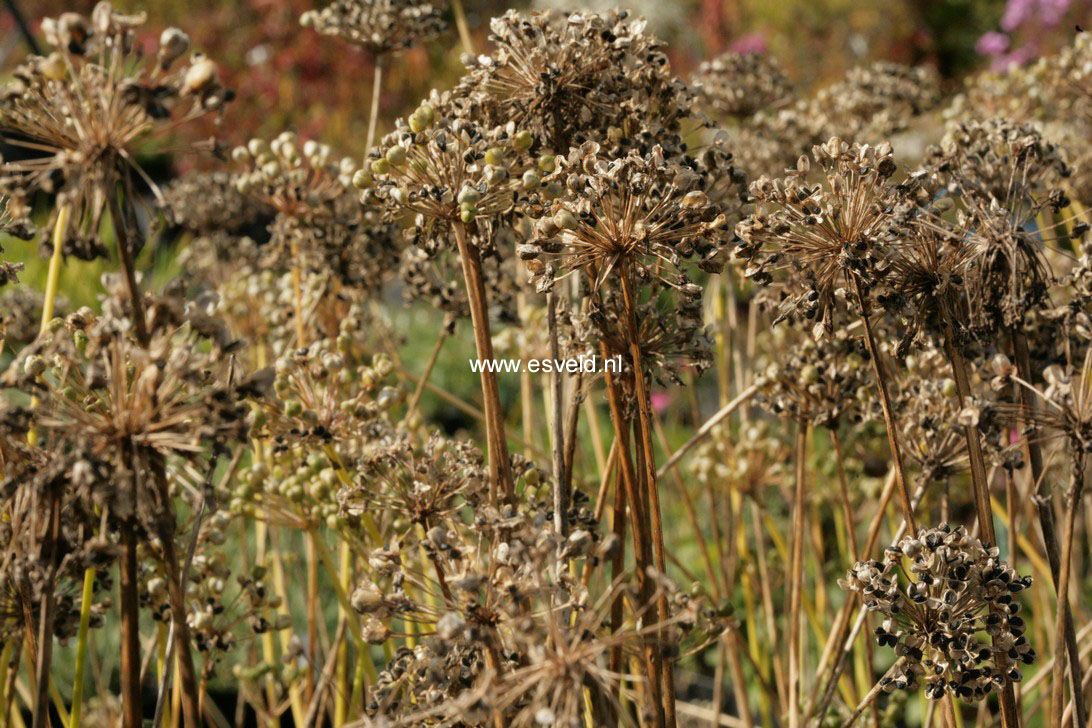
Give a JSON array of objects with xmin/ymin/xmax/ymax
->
[{"xmin": 3, "ymin": 0, "xmax": 1090, "ymax": 162}]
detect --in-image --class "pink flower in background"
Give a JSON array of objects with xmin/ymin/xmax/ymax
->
[
  {"xmin": 728, "ymin": 33, "xmax": 768, "ymax": 55},
  {"xmin": 976, "ymin": 31, "xmax": 1011, "ymax": 56},
  {"xmin": 990, "ymin": 43, "xmax": 1038, "ymax": 70},
  {"xmin": 651, "ymin": 392, "xmax": 672, "ymax": 414},
  {"xmin": 1001, "ymin": 0, "xmax": 1036, "ymax": 31},
  {"xmin": 1040, "ymin": 0, "xmax": 1072, "ymax": 26},
  {"xmin": 980, "ymin": 0, "xmax": 1074, "ymax": 66}
]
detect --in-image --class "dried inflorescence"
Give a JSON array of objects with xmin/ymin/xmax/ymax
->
[
  {"xmin": 693, "ymin": 51, "xmax": 791, "ymax": 119},
  {"xmin": 755, "ymin": 327, "xmax": 873, "ymax": 427},
  {"xmin": 11, "ymin": 287, "xmax": 250, "ymax": 529},
  {"xmin": 916, "ymin": 119, "xmax": 1073, "ymax": 333},
  {"xmin": 300, "ymin": 0, "xmax": 448, "ymax": 54},
  {"xmin": 815, "ymin": 62, "xmax": 940, "ymax": 142},
  {"xmin": 736, "ymin": 138, "xmax": 913, "ymax": 338},
  {"xmin": 895, "ymin": 353, "xmax": 969, "ymax": 482},
  {"xmin": 841, "ymin": 524, "xmax": 1035, "ymax": 702},
  {"xmin": 0, "ymin": 440, "xmax": 115, "ymax": 644},
  {"xmin": 0, "ymin": 3, "xmax": 232, "ymax": 252},
  {"xmin": 1008, "ymin": 346, "xmax": 1092, "ymax": 455},
  {"xmin": 0, "ymin": 287, "xmax": 46, "ymax": 346},
  {"xmin": 233, "ymin": 132, "xmax": 399, "ymax": 293},
  {"xmin": 724, "ymin": 62, "xmax": 937, "ymax": 180},
  {"xmin": 163, "ymin": 171, "xmax": 273, "ymax": 239},
  {"xmin": 689, "ymin": 421, "xmax": 789, "ymax": 501},
  {"xmin": 579, "ymin": 290, "xmax": 715, "ymax": 387},
  {"xmin": 457, "ymin": 9, "xmax": 700, "ymax": 154},
  {"xmin": 521, "ymin": 142, "xmax": 735, "ymax": 294}
]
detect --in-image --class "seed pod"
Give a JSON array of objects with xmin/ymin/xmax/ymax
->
[
  {"xmin": 158, "ymin": 28, "xmax": 190, "ymax": 69},
  {"xmin": 181, "ymin": 57, "xmax": 218, "ymax": 96}
]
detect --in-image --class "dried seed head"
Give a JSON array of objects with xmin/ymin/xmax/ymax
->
[
  {"xmin": 300, "ymin": 0, "xmax": 447, "ymax": 54},
  {"xmin": 841, "ymin": 524, "xmax": 1036, "ymax": 702}
]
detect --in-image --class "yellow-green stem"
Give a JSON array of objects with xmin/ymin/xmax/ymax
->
[
  {"xmin": 450, "ymin": 0, "xmax": 475, "ymax": 55},
  {"xmin": 68, "ymin": 566, "xmax": 96, "ymax": 728}
]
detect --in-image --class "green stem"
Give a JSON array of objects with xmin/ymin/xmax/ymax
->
[
  {"xmin": 68, "ymin": 567, "xmax": 96, "ymax": 728},
  {"xmin": 39, "ymin": 204, "xmax": 70, "ymax": 331}
]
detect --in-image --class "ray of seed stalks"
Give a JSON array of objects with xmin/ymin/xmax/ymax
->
[{"xmin": 1, "ymin": 3, "xmax": 1091, "ymax": 728}]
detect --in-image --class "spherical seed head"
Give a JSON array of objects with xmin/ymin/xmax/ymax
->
[
  {"xmin": 840, "ymin": 524, "xmax": 1036, "ymax": 702},
  {"xmin": 0, "ymin": 3, "xmax": 233, "ymax": 253},
  {"xmin": 299, "ymin": 0, "xmax": 447, "ymax": 54},
  {"xmin": 455, "ymin": 9, "xmax": 702, "ymax": 156},
  {"xmin": 735, "ymin": 137, "xmax": 914, "ymax": 339},
  {"xmin": 692, "ymin": 51, "xmax": 791, "ymax": 118}
]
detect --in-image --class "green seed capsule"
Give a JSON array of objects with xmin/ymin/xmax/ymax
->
[
  {"xmin": 351, "ymin": 169, "xmax": 372, "ymax": 189},
  {"xmin": 484, "ymin": 147, "xmax": 505, "ymax": 166},
  {"xmin": 283, "ymin": 399, "xmax": 303, "ymax": 417},
  {"xmin": 457, "ymin": 185, "xmax": 481, "ymax": 205},
  {"xmin": 416, "ymin": 103, "xmax": 435, "ymax": 127},
  {"xmin": 513, "ymin": 129, "xmax": 533, "ymax": 151},
  {"xmin": 370, "ymin": 158, "xmax": 390, "ymax": 175},
  {"xmin": 385, "ymin": 145, "xmax": 407, "ymax": 166},
  {"xmin": 460, "ymin": 206, "xmax": 477, "ymax": 223},
  {"xmin": 538, "ymin": 154, "xmax": 557, "ymax": 173}
]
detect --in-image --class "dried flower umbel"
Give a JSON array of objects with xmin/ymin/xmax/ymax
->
[
  {"xmin": 457, "ymin": 9, "xmax": 701, "ymax": 156},
  {"xmin": 736, "ymin": 138, "xmax": 909, "ymax": 337},
  {"xmin": 9, "ymin": 287, "xmax": 248, "ymax": 727},
  {"xmin": 915, "ymin": 118, "xmax": 1073, "ymax": 335},
  {"xmin": 300, "ymin": 0, "xmax": 447, "ymax": 54},
  {"xmin": 233, "ymin": 132, "xmax": 399, "ymax": 302},
  {"xmin": 693, "ymin": 51, "xmax": 791, "ymax": 119},
  {"xmin": 0, "ymin": 3, "xmax": 232, "ymax": 253},
  {"xmin": 522, "ymin": 143, "xmax": 733, "ymax": 294},
  {"xmin": 842, "ymin": 525, "xmax": 1035, "ymax": 702}
]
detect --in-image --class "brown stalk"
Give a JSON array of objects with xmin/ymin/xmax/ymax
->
[
  {"xmin": 808, "ymin": 469, "xmax": 899, "ymax": 723},
  {"xmin": 851, "ymin": 277, "xmax": 917, "ymax": 535},
  {"xmin": 938, "ymin": 318, "xmax": 1020, "ymax": 728},
  {"xmin": 118, "ymin": 468, "xmax": 142, "ymax": 728},
  {"xmin": 30, "ymin": 493, "xmax": 60, "ymax": 728},
  {"xmin": 562, "ymin": 369, "xmax": 584, "ymax": 489},
  {"xmin": 726, "ymin": 631, "xmax": 754, "ymax": 728},
  {"xmin": 452, "ymin": 221, "xmax": 514, "ymax": 502},
  {"xmin": 1010, "ymin": 328, "xmax": 1086, "ymax": 727},
  {"xmin": 619, "ymin": 268, "xmax": 676, "ymax": 727},
  {"xmin": 1052, "ymin": 455, "xmax": 1085, "ymax": 728},
  {"xmin": 653, "ymin": 411, "xmax": 722, "ymax": 598},
  {"xmin": 943, "ymin": 694, "xmax": 960, "ymax": 728},
  {"xmin": 839, "ymin": 660, "xmax": 905, "ymax": 728},
  {"xmin": 787, "ymin": 416, "xmax": 808, "ymax": 728},
  {"xmin": 608, "ymin": 466, "xmax": 626, "ymax": 727},
  {"xmin": 547, "ymin": 290, "xmax": 568, "ymax": 536},
  {"xmin": 601, "ymin": 341, "xmax": 664, "ymax": 727},
  {"xmin": 109, "ymin": 189, "xmax": 148, "ymax": 728},
  {"xmin": 151, "ymin": 460, "xmax": 200, "ymax": 728}
]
